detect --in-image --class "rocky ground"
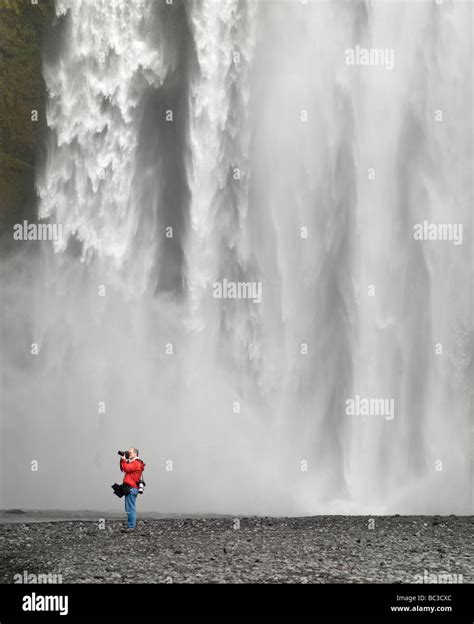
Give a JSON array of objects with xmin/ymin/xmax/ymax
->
[{"xmin": 0, "ymin": 515, "xmax": 472, "ymax": 584}]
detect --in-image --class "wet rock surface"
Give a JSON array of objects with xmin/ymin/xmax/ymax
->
[{"xmin": 0, "ymin": 516, "xmax": 471, "ymax": 584}]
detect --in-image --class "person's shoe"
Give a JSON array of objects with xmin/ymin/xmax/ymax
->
[{"xmin": 120, "ymin": 527, "xmax": 135, "ymax": 533}]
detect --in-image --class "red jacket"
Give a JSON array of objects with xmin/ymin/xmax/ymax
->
[{"xmin": 120, "ymin": 458, "xmax": 145, "ymax": 489}]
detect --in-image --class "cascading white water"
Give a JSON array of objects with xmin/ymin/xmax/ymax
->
[
  {"xmin": 2, "ymin": 0, "xmax": 471, "ymax": 514},
  {"xmin": 37, "ymin": 0, "xmax": 168, "ymax": 295}
]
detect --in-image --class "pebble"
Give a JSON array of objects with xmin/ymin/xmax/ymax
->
[{"xmin": 0, "ymin": 517, "xmax": 471, "ymax": 583}]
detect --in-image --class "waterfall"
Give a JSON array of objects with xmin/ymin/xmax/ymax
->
[{"xmin": 2, "ymin": 0, "xmax": 471, "ymax": 515}]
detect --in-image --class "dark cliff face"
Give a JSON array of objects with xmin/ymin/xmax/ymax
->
[{"xmin": 0, "ymin": 0, "xmax": 54, "ymax": 241}]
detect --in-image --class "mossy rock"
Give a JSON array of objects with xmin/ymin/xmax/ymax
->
[{"xmin": 0, "ymin": 0, "xmax": 54, "ymax": 236}]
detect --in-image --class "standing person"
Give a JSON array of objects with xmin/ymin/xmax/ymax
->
[{"xmin": 118, "ymin": 448, "xmax": 145, "ymax": 532}]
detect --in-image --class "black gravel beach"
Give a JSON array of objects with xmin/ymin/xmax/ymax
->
[{"xmin": 0, "ymin": 514, "xmax": 471, "ymax": 584}]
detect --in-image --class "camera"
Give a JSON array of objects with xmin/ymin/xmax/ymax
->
[
  {"xmin": 118, "ymin": 450, "xmax": 130, "ymax": 459},
  {"xmin": 138, "ymin": 479, "xmax": 146, "ymax": 494}
]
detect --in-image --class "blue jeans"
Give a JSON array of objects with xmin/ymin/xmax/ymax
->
[{"xmin": 124, "ymin": 487, "xmax": 138, "ymax": 528}]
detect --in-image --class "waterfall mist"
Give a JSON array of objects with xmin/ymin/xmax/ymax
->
[{"xmin": 1, "ymin": 0, "xmax": 472, "ymax": 515}]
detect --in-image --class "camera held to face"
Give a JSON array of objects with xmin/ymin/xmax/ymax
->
[{"xmin": 118, "ymin": 450, "xmax": 130, "ymax": 459}]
